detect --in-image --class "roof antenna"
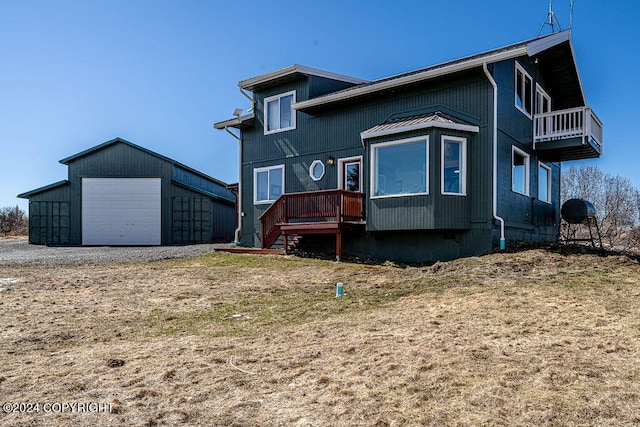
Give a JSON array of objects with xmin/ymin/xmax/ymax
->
[
  {"xmin": 538, "ymin": 0, "xmax": 563, "ymax": 36},
  {"xmin": 569, "ymin": 0, "xmax": 575, "ymax": 30}
]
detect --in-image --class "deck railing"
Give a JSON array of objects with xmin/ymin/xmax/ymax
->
[
  {"xmin": 534, "ymin": 106, "xmax": 603, "ymax": 150},
  {"xmin": 259, "ymin": 190, "xmax": 364, "ymax": 249}
]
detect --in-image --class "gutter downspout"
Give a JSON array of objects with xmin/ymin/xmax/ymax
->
[
  {"xmin": 224, "ymin": 126, "xmax": 242, "ymax": 246},
  {"xmin": 482, "ymin": 62, "xmax": 506, "ymax": 250},
  {"xmin": 239, "ymin": 87, "xmax": 253, "ymax": 103}
]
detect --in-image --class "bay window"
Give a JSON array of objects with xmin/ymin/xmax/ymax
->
[
  {"xmin": 441, "ymin": 136, "xmax": 467, "ymax": 196},
  {"xmin": 371, "ymin": 136, "xmax": 428, "ymax": 198}
]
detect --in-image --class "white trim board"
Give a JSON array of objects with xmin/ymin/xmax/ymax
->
[{"xmin": 239, "ymin": 64, "xmax": 367, "ymax": 91}]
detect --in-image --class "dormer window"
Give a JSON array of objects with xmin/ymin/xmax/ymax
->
[
  {"xmin": 264, "ymin": 90, "xmax": 296, "ymax": 134},
  {"xmin": 515, "ymin": 62, "xmax": 533, "ymax": 118}
]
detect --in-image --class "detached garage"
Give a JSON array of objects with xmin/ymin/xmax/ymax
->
[{"xmin": 18, "ymin": 138, "xmax": 236, "ymax": 245}]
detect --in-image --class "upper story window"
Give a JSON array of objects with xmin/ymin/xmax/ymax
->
[
  {"xmin": 441, "ymin": 136, "xmax": 467, "ymax": 196},
  {"xmin": 254, "ymin": 165, "xmax": 284, "ymax": 204},
  {"xmin": 264, "ymin": 91, "xmax": 296, "ymax": 135},
  {"xmin": 371, "ymin": 136, "xmax": 428, "ymax": 198},
  {"xmin": 515, "ymin": 61, "xmax": 533, "ymax": 118},
  {"xmin": 538, "ymin": 162, "xmax": 551, "ymax": 203},
  {"xmin": 535, "ymin": 84, "xmax": 551, "ymax": 114},
  {"xmin": 512, "ymin": 146, "xmax": 530, "ymax": 196}
]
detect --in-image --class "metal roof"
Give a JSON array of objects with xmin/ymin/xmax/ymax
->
[
  {"xmin": 294, "ymin": 31, "xmax": 582, "ymax": 111},
  {"xmin": 20, "ymin": 138, "xmax": 235, "ymax": 202},
  {"xmin": 171, "ymin": 180, "xmax": 236, "ymax": 205},
  {"xmin": 213, "ymin": 113, "xmax": 254, "ymax": 130},
  {"xmin": 59, "ymin": 137, "xmax": 230, "ymax": 188},
  {"xmin": 18, "ymin": 180, "xmax": 69, "ymax": 199},
  {"xmin": 361, "ymin": 111, "xmax": 480, "ymax": 140},
  {"xmin": 238, "ymin": 64, "xmax": 368, "ymax": 92}
]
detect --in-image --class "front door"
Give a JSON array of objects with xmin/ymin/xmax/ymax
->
[{"xmin": 338, "ymin": 156, "xmax": 362, "ymax": 192}]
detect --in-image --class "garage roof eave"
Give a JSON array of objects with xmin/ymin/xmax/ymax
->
[
  {"xmin": 172, "ymin": 180, "xmax": 236, "ymax": 205},
  {"xmin": 58, "ymin": 137, "xmax": 231, "ymax": 188},
  {"xmin": 18, "ymin": 180, "xmax": 69, "ymax": 199}
]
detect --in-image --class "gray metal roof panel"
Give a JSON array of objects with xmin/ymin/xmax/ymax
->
[
  {"xmin": 295, "ymin": 31, "xmax": 574, "ymax": 110},
  {"xmin": 59, "ymin": 137, "xmax": 231, "ymax": 188},
  {"xmin": 18, "ymin": 180, "xmax": 69, "ymax": 199},
  {"xmin": 238, "ymin": 65, "xmax": 367, "ymax": 91},
  {"xmin": 363, "ymin": 111, "xmax": 472, "ymax": 135}
]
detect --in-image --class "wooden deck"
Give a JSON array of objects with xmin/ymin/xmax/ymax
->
[{"xmin": 259, "ymin": 190, "xmax": 365, "ymax": 260}]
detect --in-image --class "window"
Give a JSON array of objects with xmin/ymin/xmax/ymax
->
[
  {"xmin": 371, "ymin": 136, "xmax": 428, "ymax": 198},
  {"xmin": 535, "ymin": 84, "xmax": 552, "ymax": 137},
  {"xmin": 264, "ymin": 91, "xmax": 295, "ymax": 134},
  {"xmin": 512, "ymin": 147, "xmax": 530, "ymax": 196},
  {"xmin": 309, "ymin": 160, "xmax": 325, "ymax": 181},
  {"xmin": 538, "ymin": 162, "xmax": 551, "ymax": 203},
  {"xmin": 254, "ymin": 165, "xmax": 284, "ymax": 204},
  {"xmin": 515, "ymin": 62, "xmax": 533, "ymax": 118},
  {"xmin": 338, "ymin": 156, "xmax": 362, "ymax": 192},
  {"xmin": 441, "ymin": 136, "xmax": 467, "ymax": 196},
  {"xmin": 535, "ymin": 84, "xmax": 551, "ymax": 114}
]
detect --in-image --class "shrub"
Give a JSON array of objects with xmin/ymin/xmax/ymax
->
[{"xmin": 0, "ymin": 206, "xmax": 28, "ymax": 236}]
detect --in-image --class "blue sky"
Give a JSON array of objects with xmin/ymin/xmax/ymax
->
[{"xmin": 1, "ymin": 0, "xmax": 638, "ymax": 209}]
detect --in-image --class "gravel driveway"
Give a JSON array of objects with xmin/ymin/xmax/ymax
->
[{"xmin": 0, "ymin": 238, "xmax": 233, "ymax": 265}]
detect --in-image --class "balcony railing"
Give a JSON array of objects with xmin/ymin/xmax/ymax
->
[
  {"xmin": 258, "ymin": 190, "xmax": 365, "ymax": 249},
  {"xmin": 534, "ymin": 106, "xmax": 603, "ymax": 150}
]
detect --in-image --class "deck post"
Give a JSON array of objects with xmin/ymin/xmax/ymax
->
[
  {"xmin": 336, "ymin": 231, "xmax": 342, "ymax": 262},
  {"xmin": 283, "ymin": 233, "xmax": 288, "ymax": 255}
]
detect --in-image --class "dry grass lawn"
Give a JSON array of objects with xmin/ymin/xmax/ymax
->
[{"xmin": 1, "ymin": 246, "xmax": 640, "ymax": 426}]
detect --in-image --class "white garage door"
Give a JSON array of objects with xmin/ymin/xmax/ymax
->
[{"xmin": 82, "ymin": 178, "xmax": 161, "ymax": 245}]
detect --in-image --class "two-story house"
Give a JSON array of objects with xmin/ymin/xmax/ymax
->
[{"xmin": 214, "ymin": 30, "xmax": 602, "ymax": 262}]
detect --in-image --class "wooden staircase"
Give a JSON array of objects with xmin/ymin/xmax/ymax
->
[{"xmin": 258, "ymin": 190, "xmax": 365, "ymax": 260}]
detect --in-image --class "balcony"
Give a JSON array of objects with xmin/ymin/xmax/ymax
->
[
  {"xmin": 533, "ymin": 107, "xmax": 603, "ymax": 161},
  {"xmin": 259, "ymin": 190, "xmax": 365, "ymax": 260}
]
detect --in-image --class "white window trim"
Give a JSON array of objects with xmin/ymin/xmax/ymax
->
[
  {"xmin": 535, "ymin": 83, "xmax": 551, "ymax": 114},
  {"xmin": 337, "ymin": 156, "xmax": 363, "ymax": 191},
  {"xmin": 263, "ymin": 90, "xmax": 296, "ymax": 135},
  {"xmin": 370, "ymin": 136, "xmax": 429, "ymax": 199},
  {"xmin": 515, "ymin": 61, "xmax": 533, "ymax": 119},
  {"xmin": 441, "ymin": 136, "xmax": 467, "ymax": 196},
  {"xmin": 538, "ymin": 162, "xmax": 552, "ymax": 204},
  {"xmin": 511, "ymin": 146, "xmax": 530, "ymax": 196},
  {"xmin": 309, "ymin": 160, "xmax": 325, "ymax": 181},
  {"xmin": 253, "ymin": 164, "xmax": 285, "ymax": 205}
]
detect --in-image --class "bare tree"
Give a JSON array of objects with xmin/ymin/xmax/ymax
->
[
  {"xmin": 561, "ymin": 164, "xmax": 640, "ymax": 249},
  {"xmin": 0, "ymin": 206, "xmax": 28, "ymax": 237}
]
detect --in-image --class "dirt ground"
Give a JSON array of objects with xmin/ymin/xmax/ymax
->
[{"xmin": 1, "ymin": 246, "xmax": 640, "ymax": 426}]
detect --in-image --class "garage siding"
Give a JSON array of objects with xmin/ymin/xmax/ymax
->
[
  {"xmin": 172, "ymin": 197, "xmax": 211, "ymax": 243},
  {"xmin": 29, "ymin": 201, "xmax": 70, "ymax": 245},
  {"xmin": 20, "ymin": 139, "xmax": 236, "ymax": 245}
]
